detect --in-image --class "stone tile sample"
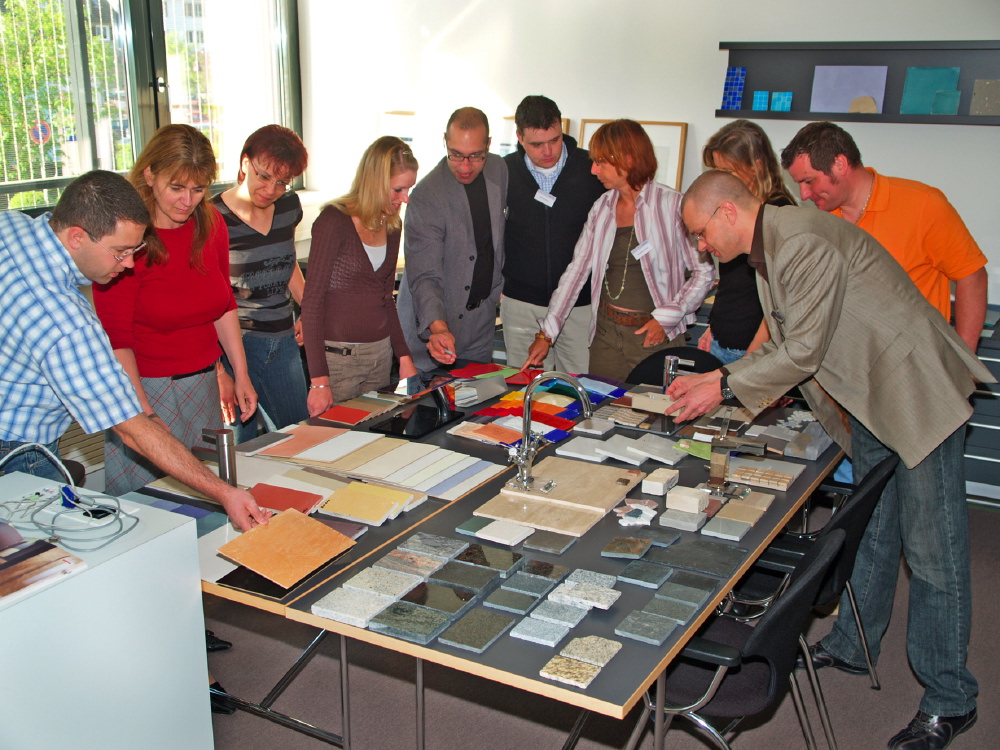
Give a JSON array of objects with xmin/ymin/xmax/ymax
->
[
  {"xmin": 539, "ymin": 655, "xmax": 602, "ymax": 689},
  {"xmin": 704, "ymin": 497, "xmax": 724, "ymax": 518},
  {"xmin": 402, "ymin": 581, "xmax": 477, "ymax": 616},
  {"xmin": 530, "ymin": 600, "xmax": 589, "ymax": 628},
  {"xmin": 732, "ymin": 490, "xmax": 775, "ymax": 511},
  {"xmin": 642, "ymin": 468, "xmax": 679, "ymax": 496},
  {"xmin": 643, "ymin": 528, "xmax": 681, "ymax": 548},
  {"xmin": 439, "ymin": 608, "xmax": 516, "ymax": 653},
  {"xmin": 655, "ymin": 580, "xmax": 714, "ymax": 608},
  {"xmin": 549, "ymin": 581, "xmax": 621, "ymax": 610},
  {"xmin": 455, "ymin": 516, "xmax": 494, "ymax": 537},
  {"xmin": 502, "ymin": 572, "xmax": 556, "ymax": 597},
  {"xmin": 429, "ymin": 561, "xmax": 501, "ymax": 593},
  {"xmin": 646, "ymin": 539, "xmax": 748, "ymax": 577},
  {"xmin": 667, "ymin": 570, "xmax": 721, "ymax": 592},
  {"xmin": 560, "ymin": 636, "xmax": 622, "ymax": 667},
  {"xmin": 474, "ymin": 493, "xmax": 604, "ymax": 537},
  {"xmin": 475, "ymin": 520, "xmax": 534, "ymax": 547},
  {"xmin": 342, "ymin": 566, "xmax": 421, "ymax": 599},
  {"xmin": 500, "ymin": 456, "xmax": 643, "ymax": 514},
  {"xmin": 311, "ymin": 587, "xmax": 390, "ymax": 628},
  {"xmin": 618, "ymin": 560, "xmax": 673, "ymax": 588},
  {"xmin": 566, "ymin": 569, "xmax": 618, "ymax": 588},
  {"xmin": 483, "ymin": 588, "xmax": 538, "ymax": 615},
  {"xmin": 701, "ymin": 517, "xmax": 752, "ymax": 542},
  {"xmin": 372, "ymin": 549, "xmax": 445, "ymax": 579},
  {"xmin": 627, "ymin": 433, "xmax": 686, "ymax": 465},
  {"xmin": 399, "ymin": 532, "xmax": 469, "ymax": 560},
  {"xmin": 523, "ymin": 529, "xmax": 577, "ymax": 555},
  {"xmin": 510, "ymin": 616, "xmax": 570, "ymax": 647},
  {"xmin": 601, "ymin": 536, "xmax": 653, "ymax": 560},
  {"xmin": 615, "ymin": 610, "xmax": 678, "ymax": 646},
  {"xmin": 642, "ymin": 597, "xmax": 698, "ymax": 623},
  {"xmin": 556, "ymin": 436, "xmax": 609, "ymax": 463},
  {"xmin": 593, "ymin": 434, "xmax": 649, "ymax": 466},
  {"xmin": 522, "ymin": 559, "xmax": 569, "ymax": 581},
  {"xmin": 573, "ymin": 417, "xmax": 615, "ymax": 436},
  {"xmin": 659, "ymin": 508, "xmax": 707, "ymax": 532},
  {"xmin": 368, "ymin": 601, "xmax": 452, "ymax": 644},
  {"xmin": 665, "ymin": 486, "xmax": 709, "ymax": 514},
  {"xmin": 455, "ymin": 543, "xmax": 524, "ymax": 577},
  {"xmin": 715, "ymin": 502, "xmax": 766, "ymax": 525}
]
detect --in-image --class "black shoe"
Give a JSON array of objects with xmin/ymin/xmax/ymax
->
[
  {"xmin": 887, "ymin": 709, "xmax": 977, "ymax": 749},
  {"xmin": 209, "ymin": 681, "xmax": 236, "ymax": 715},
  {"xmin": 206, "ymin": 629, "xmax": 233, "ymax": 652},
  {"xmin": 797, "ymin": 642, "xmax": 869, "ymax": 675}
]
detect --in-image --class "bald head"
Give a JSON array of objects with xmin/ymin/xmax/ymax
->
[
  {"xmin": 682, "ymin": 170, "xmax": 759, "ymax": 216},
  {"xmin": 682, "ymin": 170, "xmax": 762, "ymax": 263}
]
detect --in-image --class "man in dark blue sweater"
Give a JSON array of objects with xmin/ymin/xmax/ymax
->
[{"xmin": 502, "ymin": 95, "xmax": 605, "ymax": 373}]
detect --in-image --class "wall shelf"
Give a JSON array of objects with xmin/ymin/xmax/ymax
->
[{"xmin": 717, "ymin": 40, "xmax": 1000, "ymax": 126}]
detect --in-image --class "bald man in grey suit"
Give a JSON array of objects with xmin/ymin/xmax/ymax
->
[{"xmin": 669, "ymin": 170, "xmax": 992, "ymax": 750}]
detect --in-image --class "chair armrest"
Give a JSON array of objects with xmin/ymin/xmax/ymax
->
[
  {"xmin": 817, "ymin": 479, "xmax": 854, "ymax": 496},
  {"xmin": 681, "ymin": 636, "xmax": 742, "ymax": 668},
  {"xmin": 753, "ymin": 546, "xmax": 803, "ymax": 575}
]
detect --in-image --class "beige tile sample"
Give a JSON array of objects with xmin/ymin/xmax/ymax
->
[
  {"xmin": 473, "ymin": 493, "xmax": 604, "ymax": 537},
  {"xmin": 715, "ymin": 501, "xmax": 766, "ymax": 525},
  {"xmin": 327, "ymin": 437, "xmax": 407, "ymax": 472},
  {"xmin": 383, "ymin": 448, "xmax": 452, "ymax": 484},
  {"xmin": 500, "ymin": 456, "xmax": 643, "ymax": 513},
  {"xmin": 318, "ymin": 482, "xmax": 411, "ymax": 525},
  {"xmin": 405, "ymin": 451, "xmax": 467, "ymax": 487},
  {"xmin": 352, "ymin": 442, "xmax": 438, "ymax": 479},
  {"xmin": 258, "ymin": 425, "xmax": 347, "ymax": 457}
]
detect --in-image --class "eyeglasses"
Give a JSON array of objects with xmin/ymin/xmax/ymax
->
[
  {"xmin": 91, "ymin": 235, "xmax": 147, "ymax": 263},
  {"xmin": 691, "ymin": 205, "xmax": 722, "ymax": 242},
  {"xmin": 248, "ymin": 159, "xmax": 292, "ymax": 191},
  {"xmin": 446, "ymin": 152, "xmax": 487, "ymax": 163}
]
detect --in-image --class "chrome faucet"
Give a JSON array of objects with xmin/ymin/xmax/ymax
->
[{"xmin": 508, "ymin": 371, "xmax": 593, "ymax": 490}]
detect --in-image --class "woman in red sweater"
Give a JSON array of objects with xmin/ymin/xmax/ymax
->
[
  {"xmin": 95, "ymin": 124, "xmax": 257, "ymax": 495},
  {"xmin": 301, "ymin": 136, "xmax": 418, "ymax": 414}
]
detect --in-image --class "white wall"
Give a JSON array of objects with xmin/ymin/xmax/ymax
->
[{"xmin": 299, "ymin": 0, "xmax": 1000, "ymax": 303}]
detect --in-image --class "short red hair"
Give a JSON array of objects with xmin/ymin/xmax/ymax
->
[{"xmin": 589, "ymin": 119, "xmax": 657, "ymax": 191}]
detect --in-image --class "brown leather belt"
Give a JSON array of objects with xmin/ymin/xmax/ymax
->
[{"xmin": 599, "ymin": 298, "xmax": 653, "ymax": 327}]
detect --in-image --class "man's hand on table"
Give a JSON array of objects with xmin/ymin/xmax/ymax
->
[{"xmin": 666, "ymin": 370, "xmax": 724, "ymax": 422}]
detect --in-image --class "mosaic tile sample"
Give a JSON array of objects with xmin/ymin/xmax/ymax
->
[
  {"xmin": 439, "ymin": 608, "xmax": 515, "ymax": 653},
  {"xmin": 399, "ymin": 532, "xmax": 469, "ymax": 560},
  {"xmin": 476, "ymin": 519, "xmax": 534, "ymax": 546},
  {"xmin": 429, "ymin": 561, "xmax": 501, "ymax": 593},
  {"xmin": 343, "ymin": 567, "xmax": 421, "ymax": 599},
  {"xmin": 659, "ymin": 508, "xmax": 707, "ymax": 532},
  {"xmin": 510, "ymin": 616, "xmax": 570, "ymax": 647},
  {"xmin": 484, "ymin": 588, "xmax": 538, "ymax": 615},
  {"xmin": 530, "ymin": 599, "xmax": 589, "ymax": 628},
  {"xmin": 539, "ymin": 655, "xmax": 602, "ymax": 689},
  {"xmin": 455, "ymin": 516, "xmax": 493, "ymax": 537},
  {"xmin": 372, "ymin": 549, "xmax": 445, "ymax": 579},
  {"xmin": 618, "ymin": 560, "xmax": 673, "ymax": 589},
  {"xmin": 502, "ymin": 571, "xmax": 556, "ymax": 597},
  {"xmin": 701, "ymin": 517, "xmax": 752, "ymax": 542},
  {"xmin": 560, "ymin": 636, "xmax": 622, "ymax": 668},
  {"xmin": 523, "ymin": 529, "xmax": 577, "ymax": 555},
  {"xmin": 647, "ymin": 539, "xmax": 748, "ymax": 577},
  {"xmin": 602, "ymin": 536, "xmax": 653, "ymax": 560},
  {"xmin": 311, "ymin": 587, "xmax": 390, "ymax": 628},
  {"xmin": 522, "ymin": 559, "xmax": 569, "ymax": 581},
  {"xmin": 566, "ymin": 569, "xmax": 617, "ymax": 588},
  {"xmin": 549, "ymin": 581, "xmax": 621, "ymax": 610},
  {"xmin": 402, "ymin": 581, "xmax": 477, "ymax": 616},
  {"xmin": 643, "ymin": 528, "xmax": 681, "ymax": 548},
  {"xmin": 771, "ymin": 91, "xmax": 793, "ymax": 112},
  {"xmin": 455, "ymin": 544, "xmax": 524, "ymax": 577},
  {"xmin": 368, "ymin": 602, "xmax": 452, "ymax": 645},
  {"xmin": 642, "ymin": 597, "xmax": 698, "ymax": 624},
  {"xmin": 615, "ymin": 610, "xmax": 678, "ymax": 646},
  {"xmin": 720, "ymin": 66, "xmax": 747, "ymax": 110}
]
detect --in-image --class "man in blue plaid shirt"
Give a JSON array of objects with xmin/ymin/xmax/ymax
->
[{"xmin": 0, "ymin": 170, "xmax": 267, "ymax": 531}]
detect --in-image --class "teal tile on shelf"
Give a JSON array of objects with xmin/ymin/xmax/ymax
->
[{"xmin": 439, "ymin": 608, "xmax": 516, "ymax": 653}]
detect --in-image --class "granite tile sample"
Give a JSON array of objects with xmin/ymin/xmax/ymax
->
[
  {"xmin": 455, "ymin": 516, "xmax": 494, "ymax": 537},
  {"xmin": 439, "ymin": 608, "xmax": 516, "ymax": 653},
  {"xmin": 484, "ymin": 588, "xmax": 539, "ymax": 615},
  {"xmin": 368, "ymin": 601, "xmax": 453, "ymax": 644},
  {"xmin": 539, "ymin": 655, "xmax": 602, "ymax": 689},
  {"xmin": 659, "ymin": 508, "xmax": 707, "ymax": 532},
  {"xmin": 523, "ymin": 529, "xmax": 577, "ymax": 555},
  {"xmin": 502, "ymin": 571, "xmax": 556, "ymax": 597},
  {"xmin": 342, "ymin": 566, "xmax": 421, "ymax": 599},
  {"xmin": 399, "ymin": 532, "xmax": 469, "ymax": 560},
  {"xmin": 655, "ymin": 580, "xmax": 714, "ymax": 608},
  {"xmin": 566, "ymin": 569, "xmax": 618, "ymax": 588},
  {"xmin": 372, "ymin": 549, "xmax": 445, "ymax": 579},
  {"xmin": 560, "ymin": 636, "xmax": 622, "ymax": 667},
  {"xmin": 476, "ymin": 519, "xmax": 535, "ymax": 546},
  {"xmin": 549, "ymin": 581, "xmax": 621, "ymax": 610},
  {"xmin": 646, "ymin": 539, "xmax": 747, "ymax": 577},
  {"xmin": 618, "ymin": 560, "xmax": 673, "ymax": 588},
  {"xmin": 642, "ymin": 597, "xmax": 698, "ymax": 623},
  {"xmin": 530, "ymin": 600, "xmax": 589, "ymax": 628},
  {"xmin": 601, "ymin": 536, "xmax": 653, "ymax": 560},
  {"xmin": 615, "ymin": 610, "xmax": 678, "ymax": 646},
  {"xmin": 455, "ymin": 544, "xmax": 524, "ymax": 577},
  {"xmin": 402, "ymin": 581, "xmax": 477, "ymax": 616},
  {"xmin": 510, "ymin": 616, "xmax": 570, "ymax": 647},
  {"xmin": 311, "ymin": 587, "xmax": 391, "ymax": 628},
  {"xmin": 701, "ymin": 517, "xmax": 752, "ymax": 542},
  {"xmin": 429, "ymin": 561, "xmax": 501, "ymax": 593},
  {"xmin": 522, "ymin": 559, "xmax": 569, "ymax": 581},
  {"xmin": 643, "ymin": 528, "xmax": 681, "ymax": 548}
]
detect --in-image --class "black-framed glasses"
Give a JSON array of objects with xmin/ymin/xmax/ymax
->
[
  {"xmin": 692, "ymin": 205, "xmax": 722, "ymax": 242},
  {"xmin": 446, "ymin": 152, "xmax": 487, "ymax": 163},
  {"xmin": 248, "ymin": 159, "xmax": 292, "ymax": 191},
  {"xmin": 90, "ymin": 234, "xmax": 147, "ymax": 263}
]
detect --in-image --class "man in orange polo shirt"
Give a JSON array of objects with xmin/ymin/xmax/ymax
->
[{"xmin": 781, "ymin": 121, "xmax": 987, "ymax": 351}]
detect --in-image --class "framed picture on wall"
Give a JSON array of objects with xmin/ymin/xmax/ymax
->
[
  {"xmin": 496, "ymin": 116, "xmax": 571, "ymax": 157},
  {"xmin": 579, "ymin": 120, "xmax": 688, "ymax": 190}
]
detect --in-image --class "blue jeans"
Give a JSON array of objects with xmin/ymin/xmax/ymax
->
[
  {"xmin": 708, "ymin": 339, "xmax": 745, "ymax": 366},
  {"xmin": 822, "ymin": 416, "xmax": 977, "ymax": 716},
  {"xmin": 0, "ymin": 439, "xmax": 64, "ymax": 482},
  {"xmin": 223, "ymin": 332, "xmax": 309, "ymax": 444}
]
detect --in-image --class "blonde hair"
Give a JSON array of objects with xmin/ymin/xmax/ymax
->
[
  {"xmin": 701, "ymin": 120, "xmax": 795, "ymax": 205},
  {"xmin": 129, "ymin": 124, "xmax": 219, "ymax": 268},
  {"xmin": 331, "ymin": 136, "xmax": 418, "ymax": 232}
]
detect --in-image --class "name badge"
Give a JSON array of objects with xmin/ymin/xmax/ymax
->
[
  {"xmin": 631, "ymin": 240, "xmax": 652, "ymax": 259},
  {"xmin": 534, "ymin": 189, "xmax": 556, "ymax": 207}
]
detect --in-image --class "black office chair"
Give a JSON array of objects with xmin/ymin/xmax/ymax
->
[
  {"xmin": 626, "ymin": 345, "xmax": 724, "ymax": 385},
  {"xmin": 624, "ymin": 530, "xmax": 846, "ymax": 750}
]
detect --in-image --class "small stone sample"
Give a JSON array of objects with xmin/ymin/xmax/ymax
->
[
  {"xmin": 665, "ymin": 486, "xmax": 709, "ymax": 514},
  {"xmin": 484, "ymin": 588, "xmax": 538, "ymax": 615},
  {"xmin": 594, "ymin": 434, "xmax": 648, "ymax": 465},
  {"xmin": 510, "ymin": 616, "xmax": 570, "ymax": 647},
  {"xmin": 667, "ymin": 570, "xmax": 721, "ymax": 592},
  {"xmin": 399, "ymin": 531, "xmax": 469, "ymax": 559},
  {"xmin": 402, "ymin": 581, "xmax": 477, "ymax": 616},
  {"xmin": 659, "ymin": 508, "xmax": 707, "ymax": 532},
  {"xmin": 373, "ymin": 549, "xmax": 445, "ymax": 578},
  {"xmin": 439, "ymin": 608, "xmax": 515, "ymax": 653},
  {"xmin": 643, "ymin": 528, "xmax": 680, "ymax": 547},
  {"xmin": 566, "ymin": 569, "xmax": 618, "ymax": 588},
  {"xmin": 476, "ymin": 520, "xmax": 534, "ymax": 546},
  {"xmin": 715, "ymin": 502, "xmax": 766, "ymax": 525},
  {"xmin": 311, "ymin": 587, "xmax": 391, "ymax": 628},
  {"xmin": 549, "ymin": 581, "xmax": 621, "ymax": 610},
  {"xmin": 502, "ymin": 571, "xmax": 556, "ymax": 597},
  {"xmin": 523, "ymin": 529, "xmax": 577, "ymax": 555},
  {"xmin": 655, "ymin": 579, "xmax": 714, "ymax": 608},
  {"xmin": 601, "ymin": 536, "xmax": 653, "ymax": 560},
  {"xmin": 647, "ymin": 539, "xmax": 747, "ymax": 577},
  {"xmin": 560, "ymin": 636, "xmax": 622, "ymax": 667},
  {"xmin": 615, "ymin": 610, "xmax": 677, "ymax": 646},
  {"xmin": 455, "ymin": 543, "xmax": 524, "ymax": 577},
  {"xmin": 642, "ymin": 596, "xmax": 698, "ymax": 623},
  {"xmin": 429, "ymin": 561, "xmax": 501, "ymax": 593},
  {"xmin": 368, "ymin": 602, "xmax": 452, "ymax": 645},
  {"xmin": 555, "ymin": 436, "xmax": 608, "ymax": 463},
  {"xmin": 701, "ymin": 517, "xmax": 752, "ymax": 541},
  {"xmin": 539, "ymin": 655, "xmax": 602, "ymax": 689},
  {"xmin": 522, "ymin": 559, "xmax": 569, "ymax": 581},
  {"xmin": 573, "ymin": 417, "xmax": 615, "ymax": 436},
  {"xmin": 455, "ymin": 516, "xmax": 494, "ymax": 537},
  {"xmin": 619, "ymin": 507, "xmax": 656, "ymax": 527},
  {"xmin": 618, "ymin": 560, "xmax": 673, "ymax": 588},
  {"xmin": 530, "ymin": 599, "xmax": 589, "ymax": 627},
  {"xmin": 342, "ymin": 567, "xmax": 421, "ymax": 599},
  {"xmin": 627, "ymin": 433, "xmax": 686, "ymax": 465},
  {"xmin": 642, "ymin": 468, "xmax": 679, "ymax": 496}
]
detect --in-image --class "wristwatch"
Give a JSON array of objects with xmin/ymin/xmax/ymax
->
[{"xmin": 719, "ymin": 367, "xmax": 735, "ymax": 401}]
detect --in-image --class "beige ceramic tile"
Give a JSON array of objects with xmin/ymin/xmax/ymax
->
[
  {"xmin": 474, "ymin": 493, "xmax": 603, "ymax": 537},
  {"xmin": 501, "ymin": 456, "xmax": 643, "ymax": 513}
]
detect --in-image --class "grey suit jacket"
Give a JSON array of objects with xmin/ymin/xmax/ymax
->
[
  {"xmin": 396, "ymin": 155, "xmax": 508, "ymax": 372},
  {"xmin": 727, "ymin": 205, "xmax": 993, "ymax": 469}
]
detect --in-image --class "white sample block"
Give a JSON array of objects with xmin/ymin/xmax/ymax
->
[
  {"xmin": 659, "ymin": 508, "xmax": 708, "ymax": 531},
  {"xmin": 642, "ymin": 468, "xmax": 679, "ymax": 496},
  {"xmin": 627, "ymin": 433, "xmax": 687, "ymax": 466},
  {"xmin": 665, "ymin": 485, "xmax": 709, "ymax": 513}
]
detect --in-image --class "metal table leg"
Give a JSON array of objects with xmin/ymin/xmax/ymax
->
[
  {"xmin": 653, "ymin": 670, "xmax": 666, "ymax": 750},
  {"xmin": 340, "ymin": 635, "xmax": 351, "ymax": 750},
  {"xmin": 415, "ymin": 657, "xmax": 425, "ymax": 750}
]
